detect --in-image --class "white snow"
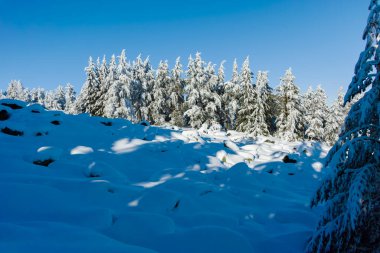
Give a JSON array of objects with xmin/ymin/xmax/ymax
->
[{"xmin": 0, "ymin": 99, "xmax": 331, "ymax": 253}]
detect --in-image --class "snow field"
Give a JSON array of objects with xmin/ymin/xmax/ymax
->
[{"xmin": 0, "ymin": 99, "xmax": 330, "ymax": 253}]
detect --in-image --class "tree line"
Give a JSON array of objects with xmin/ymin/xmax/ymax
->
[{"xmin": 1, "ymin": 51, "xmax": 354, "ymax": 144}]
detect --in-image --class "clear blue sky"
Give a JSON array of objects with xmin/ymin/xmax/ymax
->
[{"xmin": 0, "ymin": 0, "xmax": 369, "ymax": 101}]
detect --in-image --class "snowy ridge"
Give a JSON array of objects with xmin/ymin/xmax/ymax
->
[{"xmin": 0, "ymin": 99, "xmax": 330, "ymax": 253}]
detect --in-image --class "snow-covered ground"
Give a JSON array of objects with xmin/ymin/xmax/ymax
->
[{"xmin": 0, "ymin": 99, "xmax": 330, "ymax": 253}]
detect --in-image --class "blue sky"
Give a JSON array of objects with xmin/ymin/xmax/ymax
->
[{"xmin": 0, "ymin": 0, "xmax": 369, "ymax": 101}]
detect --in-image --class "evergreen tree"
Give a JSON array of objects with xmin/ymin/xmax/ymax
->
[
  {"xmin": 303, "ymin": 86, "xmax": 314, "ymax": 135},
  {"xmin": 6, "ymin": 80, "xmax": 25, "ymax": 100},
  {"xmin": 275, "ymin": 68, "xmax": 304, "ymax": 141},
  {"xmin": 131, "ymin": 55, "xmax": 154, "ymax": 122},
  {"xmin": 324, "ymin": 88, "xmax": 346, "ymax": 145},
  {"xmin": 184, "ymin": 52, "xmax": 221, "ymax": 128},
  {"xmin": 104, "ymin": 53, "xmax": 134, "ymax": 120},
  {"xmin": 44, "ymin": 90, "xmax": 55, "ymax": 110},
  {"xmin": 75, "ymin": 57, "xmax": 101, "ymax": 115},
  {"xmin": 307, "ymin": 1, "xmax": 380, "ymax": 251},
  {"xmin": 94, "ymin": 55, "xmax": 109, "ymax": 116},
  {"xmin": 204, "ymin": 62, "xmax": 222, "ymax": 127},
  {"xmin": 53, "ymin": 85, "xmax": 66, "ymax": 110},
  {"xmin": 184, "ymin": 53, "xmax": 206, "ymax": 128},
  {"xmin": 64, "ymin": 83, "xmax": 76, "ymax": 113},
  {"xmin": 236, "ymin": 57, "xmax": 256, "ymax": 133},
  {"xmin": 305, "ymin": 85, "xmax": 328, "ymax": 141},
  {"xmin": 222, "ymin": 59, "xmax": 240, "ymax": 130},
  {"xmin": 168, "ymin": 57, "xmax": 185, "ymax": 126},
  {"xmin": 150, "ymin": 60, "xmax": 171, "ymax": 125},
  {"xmin": 250, "ymin": 71, "xmax": 271, "ymax": 137},
  {"xmin": 29, "ymin": 87, "xmax": 46, "ymax": 106}
]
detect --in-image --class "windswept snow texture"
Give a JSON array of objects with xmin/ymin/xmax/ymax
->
[{"xmin": 0, "ymin": 99, "xmax": 330, "ymax": 253}]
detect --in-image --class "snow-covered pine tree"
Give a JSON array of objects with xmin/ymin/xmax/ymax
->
[
  {"xmin": 204, "ymin": 62, "xmax": 222, "ymax": 127},
  {"xmin": 250, "ymin": 71, "xmax": 271, "ymax": 137},
  {"xmin": 53, "ymin": 85, "xmax": 66, "ymax": 110},
  {"xmin": 303, "ymin": 86, "xmax": 314, "ymax": 135},
  {"xmin": 168, "ymin": 57, "xmax": 185, "ymax": 126},
  {"xmin": 131, "ymin": 55, "xmax": 154, "ymax": 122},
  {"xmin": 6, "ymin": 80, "xmax": 25, "ymax": 100},
  {"xmin": 75, "ymin": 57, "xmax": 101, "ymax": 115},
  {"xmin": 64, "ymin": 83, "xmax": 76, "ymax": 114},
  {"xmin": 307, "ymin": 1, "xmax": 380, "ymax": 251},
  {"xmin": 214, "ymin": 60, "xmax": 226, "ymax": 128},
  {"xmin": 236, "ymin": 57, "xmax": 257, "ymax": 133},
  {"xmin": 222, "ymin": 59, "xmax": 240, "ymax": 130},
  {"xmin": 94, "ymin": 55, "xmax": 109, "ymax": 116},
  {"xmin": 104, "ymin": 53, "xmax": 134, "ymax": 120},
  {"xmin": 324, "ymin": 88, "xmax": 346, "ymax": 145},
  {"xmin": 216, "ymin": 60, "xmax": 226, "ymax": 96},
  {"xmin": 22, "ymin": 88, "xmax": 31, "ymax": 102},
  {"xmin": 44, "ymin": 90, "xmax": 55, "ymax": 110},
  {"xmin": 29, "ymin": 87, "xmax": 46, "ymax": 105},
  {"xmin": 305, "ymin": 85, "xmax": 328, "ymax": 141},
  {"xmin": 275, "ymin": 68, "xmax": 304, "ymax": 141},
  {"xmin": 184, "ymin": 53, "xmax": 206, "ymax": 128},
  {"xmin": 184, "ymin": 53, "xmax": 221, "ymax": 128},
  {"xmin": 150, "ymin": 60, "xmax": 171, "ymax": 125}
]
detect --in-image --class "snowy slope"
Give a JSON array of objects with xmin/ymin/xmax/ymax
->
[{"xmin": 0, "ymin": 99, "xmax": 330, "ymax": 253}]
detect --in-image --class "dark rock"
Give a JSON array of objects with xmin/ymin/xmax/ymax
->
[
  {"xmin": 139, "ymin": 120, "xmax": 150, "ymax": 126},
  {"xmin": 0, "ymin": 110, "xmax": 10, "ymax": 121},
  {"xmin": 264, "ymin": 139, "xmax": 275, "ymax": 144},
  {"xmin": 88, "ymin": 172, "xmax": 101, "ymax": 178},
  {"xmin": 35, "ymin": 132, "xmax": 48, "ymax": 136},
  {"xmin": 51, "ymin": 120, "xmax": 60, "ymax": 125},
  {"xmin": 172, "ymin": 200, "xmax": 181, "ymax": 210},
  {"xmin": 1, "ymin": 127, "xmax": 23, "ymax": 136},
  {"xmin": 282, "ymin": 155, "xmax": 297, "ymax": 163},
  {"xmin": 31, "ymin": 110, "xmax": 40, "ymax": 113},
  {"xmin": 101, "ymin": 121, "xmax": 112, "ymax": 126},
  {"xmin": 33, "ymin": 159, "xmax": 54, "ymax": 167},
  {"xmin": 1, "ymin": 103, "xmax": 23, "ymax": 110}
]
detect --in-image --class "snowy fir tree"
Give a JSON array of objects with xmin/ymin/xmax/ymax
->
[
  {"xmin": 53, "ymin": 85, "xmax": 66, "ymax": 111},
  {"xmin": 168, "ymin": 57, "xmax": 185, "ymax": 126},
  {"xmin": 307, "ymin": 1, "xmax": 380, "ymax": 252},
  {"xmin": 222, "ymin": 59, "xmax": 240, "ymax": 130},
  {"xmin": 75, "ymin": 57, "xmax": 101, "ymax": 115},
  {"xmin": 103, "ymin": 53, "xmax": 134, "ymax": 120},
  {"xmin": 236, "ymin": 57, "xmax": 257, "ymax": 133},
  {"xmin": 131, "ymin": 55, "xmax": 154, "ymax": 122},
  {"xmin": 184, "ymin": 53, "xmax": 210, "ymax": 128},
  {"xmin": 324, "ymin": 88, "xmax": 346, "ymax": 145},
  {"xmin": 203, "ymin": 62, "xmax": 222, "ymax": 127},
  {"xmin": 275, "ymin": 68, "xmax": 304, "ymax": 141},
  {"xmin": 250, "ymin": 71, "xmax": 271, "ymax": 137},
  {"xmin": 94, "ymin": 55, "xmax": 109, "ymax": 116},
  {"xmin": 44, "ymin": 90, "xmax": 56, "ymax": 110},
  {"xmin": 150, "ymin": 60, "xmax": 171, "ymax": 125},
  {"xmin": 64, "ymin": 83, "xmax": 76, "ymax": 113},
  {"xmin": 305, "ymin": 85, "xmax": 328, "ymax": 141},
  {"xmin": 6, "ymin": 80, "xmax": 25, "ymax": 100}
]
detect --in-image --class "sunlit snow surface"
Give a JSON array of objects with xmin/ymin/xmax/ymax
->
[{"xmin": 0, "ymin": 99, "xmax": 330, "ymax": 253}]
